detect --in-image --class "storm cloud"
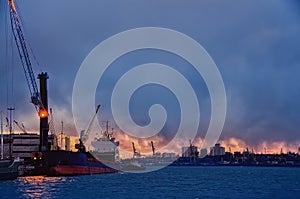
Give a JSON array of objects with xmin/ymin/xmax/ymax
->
[{"xmin": 0, "ymin": 0, "xmax": 300, "ymax": 151}]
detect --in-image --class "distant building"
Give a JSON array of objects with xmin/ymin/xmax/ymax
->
[
  {"xmin": 210, "ymin": 143, "xmax": 225, "ymax": 156},
  {"xmin": 57, "ymin": 134, "xmax": 77, "ymax": 151},
  {"xmin": 298, "ymin": 147, "xmax": 300, "ymax": 155},
  {"xmin": 1, "ymin": 133, "xmax": 55, "ymax": 161},
  {"xmin": 234, "ymin": 151, "xmax": 241, "ymax": 157},
  {"xmin": 200, "ymin": 148, "xmax": 208, "ymax": 158},
  {"xmin": 182, "ymin": 146, "xmax": 198, "ymax": 157},
  {"xmin": 69, "ymin": 136, "xmax": 79, "ymax": 151},
  {"xmin": 162, "ymin": 152, "xmax": 176, "ymax": 158},
  {"xmin": 182, "ymin": 147, "xmax": 189, "ymax": 157},
  {"xmin": 65, "ymin": 136, "xmax": 70, "ymax": 151}
]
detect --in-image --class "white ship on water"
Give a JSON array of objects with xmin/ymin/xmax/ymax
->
[{"xmin": 90, "ymin": 121, "xmax": 119, "ymax": 164}]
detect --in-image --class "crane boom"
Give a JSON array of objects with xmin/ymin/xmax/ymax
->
[
  {"xmin": 14, "ymin": 120, "xmax": 28, "ymax": 134},
  {"xmin": 80, "ymin": 104, "xmax": 101, "ymax": 144},
  {"xmin": 76, "ymin": 105, "xmax": 101, "ymax": 152},
  {"xmin": 8, "ymin": 0, "xmax": 45, "ymax": 115}
]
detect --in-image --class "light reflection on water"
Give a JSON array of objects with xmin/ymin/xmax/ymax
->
[
  {"xmin": 17, "ymin": 176, "xmax": 67, "ymax": 199},
  {"xmin": 0, "ymin": 167, "xmax": 299, "ymax": 198}
]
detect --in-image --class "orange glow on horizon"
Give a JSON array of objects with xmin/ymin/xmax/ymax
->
[{"xmin": 114, "ymin": 132, "xmax": 300, "ymax": 155}]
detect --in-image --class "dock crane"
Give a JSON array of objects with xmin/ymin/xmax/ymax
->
[
  {"xmin": 150, "ymin": 141, "xmax": 161, "ymax": 157},
  {"xmin": 48, "ymin": 108, "xmax": 60, "ymax": 150},
  {"xmin": 8, "ymin": 0, "xmax": 49, "ymax": 151},
  {"xmin": 14, "ymin": 120, "xmax": 28, "ymax": 134},
  {"xmin": 150, "ymin": 141, "xmax": 155, "ymax": 156},
  {"xmin": 75, "ymin": 105, "xmax": 101, "ymax": 152},
  {"xmin": 132, "ymin": 142, "xmax": 141, "ymax": 158},
  {"xmin": 132, "ymin": 142, "xmax": 137, "ymax": 158},
  {"xmin": 49, "ymin": 108, "xmax": 55, "ymax": 135},
  {"xmin": 8, "ymin": 0, "xmax": 47, "ymax": 117}
]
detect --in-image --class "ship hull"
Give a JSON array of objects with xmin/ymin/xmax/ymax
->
[
  {"xmin": 43, "ymin": 150, "xmax": 117, "ymax": 176},
  {"xmin": 48, "ymin": 165, "xmax": 116, "ymax": 176},
  {"xmin": 0, "ymin": 158, "xmax": 22, "ymax": 180},
  {"xmin": 0, "ymin": 171, "xmax": 18, "ymax": 180},
  {"xmin": 90, "ymin": 151, "xmax": 117, "ymax": 163}
]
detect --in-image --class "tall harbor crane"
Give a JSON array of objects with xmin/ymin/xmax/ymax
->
[
  {"xmin": 8, "ymin": 0, "xmax": 49, "ymax": 151},
  {"xmin": 8, "ymin": 0, "xmax": 46, "ymax": 117}
]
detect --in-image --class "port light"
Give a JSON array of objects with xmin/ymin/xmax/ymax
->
[{"xmin": 38, "ymin": 109, "xmax": 48, "ymax": 118}]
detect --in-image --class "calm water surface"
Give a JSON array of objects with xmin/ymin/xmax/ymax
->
[{"xmin": 1, "ymin": 166, "xmax": 299, "ymax": 199}]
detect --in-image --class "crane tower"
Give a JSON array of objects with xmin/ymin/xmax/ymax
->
[{"xmin": 8, "ymin": 0, "xmax": 49, "ymax": 151}]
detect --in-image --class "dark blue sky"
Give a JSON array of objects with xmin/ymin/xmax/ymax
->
[{"xmin": 0, "ymin": 0, "xmax": 300, "ymax": 149}]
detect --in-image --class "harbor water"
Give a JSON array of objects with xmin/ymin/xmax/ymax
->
[{"xmin": 1, "ymin": 166, "xmax": 300, "ymax": 199}]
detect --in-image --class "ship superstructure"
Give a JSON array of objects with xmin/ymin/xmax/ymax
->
[{"xmin": 90, "ymin": 121, "xmax": 120, "ymax": 163}]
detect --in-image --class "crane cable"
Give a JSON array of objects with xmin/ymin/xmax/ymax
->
[
  {"xmin": 4, "ymin": 0, "xmax": 15, "ymax": 115},
  {"xmin": 14, "ymin": 0, "xmax": 43, "ymax": 73},
  {"xmin": 8, "ymin": 0, "xmax": 46, "ymax": 114}
]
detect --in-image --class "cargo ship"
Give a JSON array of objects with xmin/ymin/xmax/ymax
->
[
  {"xmin": 40, "ymin": 132, "xmax": 119, "ymax": 176},
  {"xmin": 38, "ymin": 134, "xmax": 120, "ymax": 176},
  {"xmin": 42, "ymin": 150, "xmax": 117, "ymax": 176},
  {"xmin": 39, "ymin": 107, "xmax": 119, "ymax": 176}
]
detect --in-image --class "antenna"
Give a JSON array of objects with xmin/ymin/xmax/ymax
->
[{"xmin": 104, "ymin": 120, "xmax": 110, "ymax": 139}]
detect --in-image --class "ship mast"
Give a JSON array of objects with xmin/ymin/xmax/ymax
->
[
  {"xmin": 106, "ymin": 121, "xmax": 109, "ymax": 138},
  {"xmin": 61, "ymin": 120, "xmax": 64, "ymax": 150},
  {"xmin": 0, "ymin": 111, "xmax": 3, "ymax": 159},
  {"xmin": 105, "ymin": 120, "xmax": 110, "ymax": 139},
  {"xmin": 7, "ymin": 107, "xmax": 14, "ymax": 158}
]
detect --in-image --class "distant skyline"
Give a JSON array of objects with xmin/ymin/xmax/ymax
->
[{"xmin": 0, "ymin": 0, "xmax": 300, "ymax": 153}]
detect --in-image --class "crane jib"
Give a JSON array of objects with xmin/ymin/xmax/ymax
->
[{"xmin": 8, "ymin": 0, "xmax": 45, "ymax": 113}]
